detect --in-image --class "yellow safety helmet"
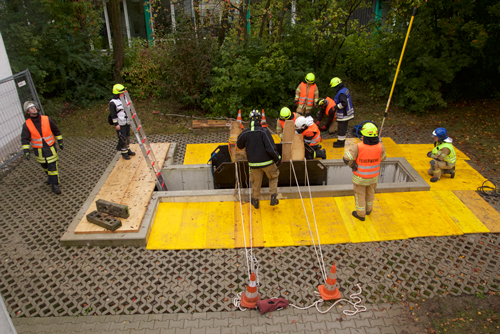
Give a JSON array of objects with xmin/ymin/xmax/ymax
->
[
  {"xmin": 361, "ymin": 122, "xmax": 378, "ymax": 137},
  {"xmin": 330, "ymin": 77, "xmax": 342, "ymax": 88},
  {"xmin": 113, "ymin": 84, "xmax": 126, "ymax": 95},
  {"xmin": 317, "ymin": 98, "xmax": 328, "ymax": 108},
  {"xmin": 305, "ymin": 73, "xmax": 315, "ymax": 83},
  {"xmin": 280, "ymin": 107, "xmax": 292, "ymax": 120}
]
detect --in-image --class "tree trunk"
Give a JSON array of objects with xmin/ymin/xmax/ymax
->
[
  {"xmin": 277, "ymin": 0, "xmax": 287, "ymax": 43},
  {"xmin": 259, "ymin": 0, "xmax": 271, "ymax": 39},
  {"xmin": 110, "ymin": 0, "xmax": 124, "ymax": 81},
  {"xmin": 218, "ymin": 7, "xmax": 228, "ymax": 48}
]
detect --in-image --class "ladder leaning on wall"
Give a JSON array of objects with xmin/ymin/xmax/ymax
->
[{"xmin": 120, "ymin": 92, "xmax": 168, "ymax": 191}]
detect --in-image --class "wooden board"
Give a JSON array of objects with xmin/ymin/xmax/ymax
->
[
  {"xmin": 192, "ymin": 119, "xmax": 230, "ymax": 129},
  {"xmin": 74, "ymin": 143, "xmax": 170, "ymax": 234}
]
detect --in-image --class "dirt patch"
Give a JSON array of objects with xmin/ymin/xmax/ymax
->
[{"xmin": 402, "ymin": 293, "xmax": 500, "ymax": 333}]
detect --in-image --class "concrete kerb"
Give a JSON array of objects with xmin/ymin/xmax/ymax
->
[{"xmin": 60, "ymin": 143, "xmax": 177, "ymax": 247}]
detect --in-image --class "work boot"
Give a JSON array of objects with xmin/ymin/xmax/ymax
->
[
  {"xmin": 333, "ymin": 140, "xmax": 345, "ymax": 148},
  {"xmin": 352, "ymin": 211, "xmax": 365, "ymax": 221},
  {"xmin": 51, "ymin": 184, "xmax": 62, "ymax": 194},
  {"xmin": 127, "ymin": 149, "xmax": 136, "ymax": 156},
  {"xmin": 366, "ymin": 210, "xmax": 372, "ymax": 215},
  {"xmin": 450, "ymin": 167, "xmax": 456, "ymax": 179},
  {"xmin": 270, "ymin": 193, "xmax": 279, "ymax": 206},
  {"xmin": 122, "ymin": 153, "xmax": 131, "ymax": 160},
  {"xmin": 251, "ymin": 198, "xmax": 259, "ymax": 209},
  {"xmin": 430, "ymin": 177, "xmax": 439, "ymax": 183},
  {"xmin": 315, "ymin": 149, "xmax": 327, "ymax": 160}
]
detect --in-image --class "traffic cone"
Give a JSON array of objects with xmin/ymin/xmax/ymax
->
[
  {"xmin": 237, "ymin": 109, "xmax": 244, "ymax": 129},
  {"xmin": 240, "ymin": 272, "xmax": 261, "ymax": 309},
  {"xmin": 318, "ymin": 263, "xmax": 342, "ymax": 301},
  {"xmin": 261, "ymin": 109, "xmax": 268, "ymax": 127}
]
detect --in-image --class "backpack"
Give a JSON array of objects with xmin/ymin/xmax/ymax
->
[{"xmin": 352, "ymin": 121, "xmax": 378, "ymax": 139}]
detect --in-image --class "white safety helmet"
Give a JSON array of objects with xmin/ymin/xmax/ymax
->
[
  {"xmin": 305, "ymin": 116, "xmax": 314, "ymax": 127},
  {"xmin": 295, "ymin": 116, "xmax": 308, "ymax": 130}
]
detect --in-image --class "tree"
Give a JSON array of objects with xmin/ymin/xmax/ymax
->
[{"xmin": 109, "ymin": 0, "xmax": 125, "ymax": 81}]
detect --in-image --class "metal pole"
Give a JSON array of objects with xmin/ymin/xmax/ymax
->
[
  {"xmin": 291, "ymin": 0, "xmax": 296, "ymax": 25},
  {"xmin": 379, "ymin": 7, "xmax": 417, "ymax": 138},
  {"xmin": 25, "ymin": 69, "xmax": 44, "ymax": 115},
  {"xmin": 122, "ymin": 0, "xmax": 132, "ymax": 47},
  {"xmin": 103, "ymin": 0, "xmax": 113, "ymax": 50},
  {"xmin": 170, "ymin": 1, "xmax": 176, "ymax": 34}
]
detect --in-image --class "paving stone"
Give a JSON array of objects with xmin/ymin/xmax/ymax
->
[
  {"xmin": 206, "ymin": 312, "xmax": 223, "ymax": 320},
  {"xmin": 359, "ymin": 311, "xmax": 375, "ymax": 320},
  {"xmin": 296, "ymin": 322, "xmax": 313, "ymax": 331},
  {"xmin": 140, "ymin": 320, "xmax": 156, "ymax": 330},
  {"xmin": 145, "ymin": 329, "xmax": 161, "ymax": 334},
  {"xmin": 266, "ymin": 324, "xmax": 282, "ymax": 332},
  {"xmin": 379, "ymin": 326, "xmax": 397, "ymax": 334},
  {"xmin": 124, "ymin": 321, "xmax": 142, "ymax": 330},
  {"xmin": 316, "ymin": 313, "xmax": 333, "ymax": 322},
  {"xmin": 169, "ymin": 320, "xmax": 185, "ymax": 328},
  {"xmin": 213, "ymin": 318, "xmax": 229, "ymax": 327},
  {"xmin": 220, "ymin": 327, "xmax": 237, "ymax": 334},
  {"xmin": 311, "ymin": 321, "xmax": 327, "ymax": 330},
  {"xmin": 355, "ymin": 319, "xmax": 371, "ymax": 328},
  {"xmin": 250, "ymin": 324, "xmax": 266, "ymax": 333},
  {"xmin": 326, "ymin": 320, "xmax": 342, "ymax": 330},
  {"xmin": 271, "ymin": 315, "xmax": 288, "ymax": 325},
  {"xmin": 148, "ymin": 314, "xmax": 164, "ymax": 322},
  {"xmin": 243, "ymin": 317, "xmax": 259, "ymax": 326},
  {"xmin": 95, "ymin": 321, "xmax": 112, "ymax": 331},
  {"xmin": 154, "ymin": 320, "xmax": 170, "ymax": 329},
  {"xmin": 302, "ymin": 314, "xmax": 318, "ymax": 323},
  {"xmin": 163, "ymin": 314, "xmax": 178, "ymax": 321},
  {"xmin": 235, "ymin": 326, "xmax": 252, "ymax": 334},
  {"xmin": 198, "ymin": 319, "xmax": 214, "ymax": 328},
  {"xmin": 191, "ymin": 328, "xmax": 206, "ymax": 334},
  {"xmin": 178, "ymin": 314, "xmax": 194, "ymax": 321},
  {"xmin": 281, "ymin": 323, "xmax": 297, "ymax": 332},
  {"xmin": 49, "ymin": 323, "xmax": 68, "ymax": 332},
  {"xmin": 369, "ymin": 319, "xmax": 385, "ymax": 327},
  {"xmin": 205, "ymin": 328, "xmax": 221, "ymax": 334},
  {"xmin": 350, "ymin": 328, "xmax": 367, "ymax": 334},
  {"xmin": 365, "ymin": 327, "xmax": 382, "ymax": 334},
  {"xmin": 159, "ymin": 328, "xmax": 176, "ymax": 334},
  {"xmin": 65, "ymin": 322, "xmax": 83, "ymax": 332},
  {"xmin": 340, "ymin": 319, "xmax": 356, "ymax": 329},
  {"xmin": 80, "ymin": 322, "xmax": 97, "ymax": 331},
  {"xmin": 110, "ymin": 321, "xmax": 126, "ymax": 331},
  {"xmin": 130, "ymin": 329, "xmax": 147, "ymax": 334},
  {"xmin": 193, "ymin": 313, "xmax": 207, "ymax": 320},
  {"xmin": 257, "ymin": 317, "xmax": 273, "ymax": 326},
  {"xmin": 334, "ymin": 329, "xmax": 351, "ymax": 334},
  {"xmin": 175, "ymin": 328, "xmax": 191, "ymax": 334},
  {"xmin": 228, "ymin": 318, "xmax": 244, "ymax": 327}
]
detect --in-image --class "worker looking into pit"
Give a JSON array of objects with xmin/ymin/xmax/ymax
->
[
  {"xmin": 276, "ymin": 107, "xmax": 298, "ymax": 139},
  {"xmin": 295, "ymin": 116, "xmax": 327, "ymax": 160}
]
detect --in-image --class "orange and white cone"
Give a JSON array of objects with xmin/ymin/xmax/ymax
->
[
  {"xmin": 261, "ymin": 109, "xmax": 268, "ymax": 128},
  {"xmin": 237, "ymin": 109, "xmax": 244, "ymax": 129},
  {"xmin": 240, "ymin": 272, "xmax": 261, "ymax": 309},
  {"xmin": 318, "ymin": 264, "xmax": 342, "ymax": 301}
]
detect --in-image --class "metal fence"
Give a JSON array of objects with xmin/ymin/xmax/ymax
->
[{"xmin": 0, "ymin": 69, "xmax": 44, "ymax": 169}]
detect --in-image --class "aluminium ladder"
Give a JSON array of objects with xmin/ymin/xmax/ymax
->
[{"xmin": 120, "ymin": 91, "xmax": 168, "ymax": 191}]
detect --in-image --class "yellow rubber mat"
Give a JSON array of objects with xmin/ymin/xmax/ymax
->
[{"xmin": 148, "ymin": 139, "xmax": 498, "ymax": 250}]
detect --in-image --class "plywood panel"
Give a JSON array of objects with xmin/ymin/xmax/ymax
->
[
  {"xmin": 183, "ymin": 143, "xmax": 224, "ymax": 165},
  {"xmin": 335, "ymin": 196, "xmax": 380, "ymax": 243},
  {"xmin": 453, "ymin": 190, "xmax": 500, "ymax": 233}
]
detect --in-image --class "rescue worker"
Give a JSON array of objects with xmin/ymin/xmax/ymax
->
[
  {"xmin": 295, "ymin": 116, "xmax": 327, "ymax": 160},
  {"xmin": 427, "ymin": 127, "xmax": 456, "ymax": 182},
  {"xmin": 330, "ymin": 77, "xmax": 354, "ymax": 148},
  {"xmin": 316, "ymin": 97, "xmax": 337, "ymax": 135},
  {"xmin": 21, "ymin": 101, "xmax": 63, "ymax": 194},
  {"xmin": 237, "ymin": 110, "xmax": 281, "ymax": 209},
  {"xmin": 343, "ymin": 122, "xmax": 386, "ymax": 221},
  {"xmin": 294, "ymin": 73, "xmax": 319, "ymax": 117},
  {"xmin": 110, "ymin": 84, "xmax": 135, "ymax": 160},
  {"xmin": 276, "ymin": 107, "xmax": 297, "ymax": 138}
]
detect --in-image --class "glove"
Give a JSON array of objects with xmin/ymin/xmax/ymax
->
[
  {"xmin": 295, "ymin": 101, "xmax": 299, "ymax": 106},
  {"xmin": 427, "ymin": 151, "xmax": 432, "ymax": 158},
  {"xmin": 58, "ymin": 140, "xmax": 63, "ymax": 150},
  {"xmin": 320, "ymin": 126, "xmax": 327, "ymax": 132},
  {"xmin": 351, "ymin": 163, "xmax": 358, "ymax": 171},
  {"xmin": 25, "ymin": 152, "xmax": 30, "ymax": 161},
  {"xmin": 275, "ymin": 160, "xmax": 282, "ymax": 168},
  {"xmin": 315, "ymin": 120, "xmax": 320, "ymax": 126}
]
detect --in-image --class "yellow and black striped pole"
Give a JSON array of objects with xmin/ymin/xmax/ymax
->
[{"xmin": 379, "ymin": 7, "xmax": 417, "ymax": 138}]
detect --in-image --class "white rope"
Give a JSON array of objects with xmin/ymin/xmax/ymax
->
[
  {"xmin": 303, "ymin": 158, "xmax": 328, "ymax": 282},
  {"xmin": 289, "ymin": 284, "xmax": 367, "ymax": 316},
  {"xmin": 235, "ymin": 161, "xmax": 250, "ymax": 279},
  {"xmin": 289, "ymin": 160, "xmax": 328, "ymax": 283}
]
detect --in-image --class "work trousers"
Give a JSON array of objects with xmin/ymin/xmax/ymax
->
[
  {"xmin": 353, "ymin": 182, "xmax": 377, "ymax": 218},
  {"xmin": 304, "ymin": 144, "xmax": 321, "ymax": 160},
  {"xmin": 337, "ymin": 120, "xmax": 349, "ymax": 141},
  {"xmin": 41, "ymin": 161, "xmax": 59, "ymax": 185},
  {"xmin": 116, "ymin": 124, "xmax": 131, "ymax": 153},
  {"xmin": 250, "ymin": 163, "xmax": 280, "ymax": 200},
  {"xmin": 296, "ymin": 105, "xmax": 313, "ymax": 117},
  {"xmin": 428, "ymin": 160, "xmax": 454, "ymax": 179}
]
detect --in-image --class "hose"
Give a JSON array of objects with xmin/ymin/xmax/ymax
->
[{"xmin": 477, "ymin": 180, "xmax": 499, "ymax": 197}]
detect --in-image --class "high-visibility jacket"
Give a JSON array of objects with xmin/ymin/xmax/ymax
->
[
  {"xmin": 431, "ymin": 142, "xmax": 457, "ymax": 165},
  {"xmin": 26, "ymin": 116, "xmax": 55, "ymax": 148},
  {"xmin": 279, "ymin": 112, "xmax": 297, "ymax": 130},
  {"xmin": 302, "ymin": 123, "xmax": 321, "ymax": 146},
  {"xmin": 353, "ymin": 142, "xmax": 383, "ymax": 178},
  {"xmin": 334, "ymin": 87, "xmax": 354, "ymax": 120},
  {"xmin": 298, "ymin": 83, "xmax": 316, "ymax": 107},
  {"xmin": 325, "ymin": 97, "xmax": 336, "ymax": 117}
]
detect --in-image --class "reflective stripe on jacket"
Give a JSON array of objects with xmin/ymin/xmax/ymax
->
[
  {"xmin": 26, "ymin": 116, "xmax": 55, "ymax": 148},
  {"xmin": 353, "ymin": 142, "xmax": 383, "ymax": 178},
  {"xmin": 302, "ymin": 123, "xmax": 321, "ymax": 146},
  {"xmin": 431, "ymin": 142, "xmax": 457, "ymax": 165},
  {"xmin": 334, "ymin": 87, "xmax": 354, "ymax": 120},
  {"xmin": 298, "ymin": 83, "xmax": 316, "ymax": 107}
]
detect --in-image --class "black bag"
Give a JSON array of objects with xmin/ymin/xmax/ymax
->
[{"xmin": 108, "ymin": 114, "xmax": 114, "ymax": 125}]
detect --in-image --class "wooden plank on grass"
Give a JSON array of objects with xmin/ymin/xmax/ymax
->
[{"xmin": 192, "ymin": 120, "xmax": 229, "ymax": 129}]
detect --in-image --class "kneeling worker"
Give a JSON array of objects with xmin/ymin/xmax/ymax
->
[
  {"xmin": 427, "ymin": 127, "xmax": 456, "ymax": 182},
  {"xmin": 343, "ymin": 122, "xmax": 386, "ymax": 221},
  {"xmin": 237, "ymin": 110, "xmax": 282, "ymax": 209},
  {"xmin": 276, "ymin": 107, "xmax": 297, "ymax": 139},
  {"xmin": 295, "ymin": 116, "xmax": 327, "ymax": 160},
  {"xmin": 316, "ymin": 97, "xmax": 337, "ymax": 134}
]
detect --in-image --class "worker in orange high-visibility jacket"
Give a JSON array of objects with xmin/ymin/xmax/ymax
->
[
  {"xmin": 276, "ymin": 107, "xmax": 298, "ymax": 138},
  {"xmin": 295, "ymin": 116, "xmax": 327, "ymax": 160},
  {"xmin": 21, "ymin": 101, "xmax": 63, "ymax": 194},
  {"xmin": 315, "ymin": 97, "xmax": 337, "ymax": 134},
  {"xmin": 343, "ymin": 122, "xmax": 386, "ymax": 221},
  {"xmin": 294, "ymin": 73, "xmax": 319, "ymax": 117}
]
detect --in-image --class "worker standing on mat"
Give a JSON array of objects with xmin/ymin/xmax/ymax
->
[
  {"xmin": 294, "ymin": 73, "xmax": 319, "ymax": 117},
  {"xmin": 295, "ymin": 116, "xmax": 327, "ymax": 160},
  {"xmin": 427, "ymin": 127, "xmax": 456, "ymax": 182},
  {"xmin": 316, "ymin": 97, "xmax": 337, "ymax": 135},
  {"xmin": 21, "ymin": 101, "xmax": 64, "ymax": 194},
  {"xmin": 343, "ymin": 122, "xmax": 386, "ymax": 221},
  {"xmin": 237, "ymin": 110, "xmax": 281, "ymax": 209},
  {"xmin": 276, "ymin": 107, "xmax": 298, "ymax": 139},
  {"xmin": 109, "ymin": 84, "xmax": 135, "ymax": 160},
  {"xmin": 330, "ymin": 77, "xmax": 354, "ymax": 148}
]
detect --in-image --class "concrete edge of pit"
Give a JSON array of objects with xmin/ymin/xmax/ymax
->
[{"xmin": 60, "ymin": 143, "xmax": 177, "ymax": 247}]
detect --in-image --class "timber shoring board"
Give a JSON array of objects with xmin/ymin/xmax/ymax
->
[
  {"xmin": 75, "ymin": 143, "xmax": 171, "ymax": 234},
  {"xmin": 192, "ymin": 119, "xmax": 229, "ymax": 129}
]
